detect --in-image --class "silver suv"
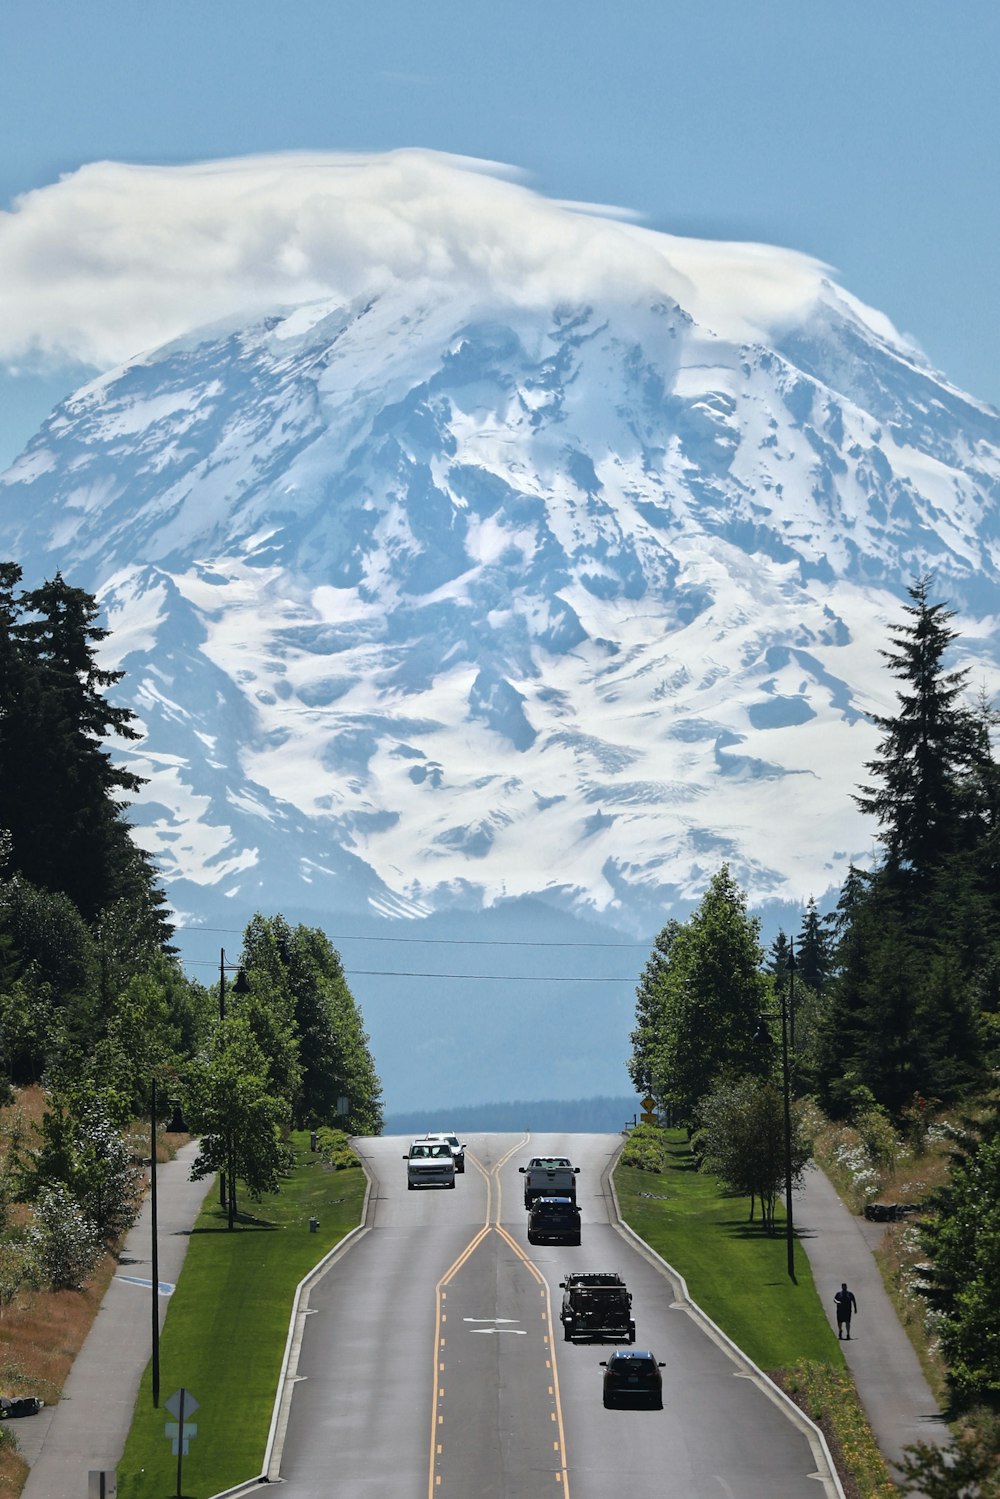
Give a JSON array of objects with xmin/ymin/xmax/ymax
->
[
  {"xmin": 420, "ymin": 1132, "xmax": 466, "ymax": 1174},
  {"xmin": 404, "ymin": 1140, "xmax": 456, "ymax": 1189}
]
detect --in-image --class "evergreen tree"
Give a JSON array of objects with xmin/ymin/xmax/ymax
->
[
  {"xmin": 796, "ymin": 896, "xmax": 834, "ymax": 992},
  {"xmin": 854, "ymin": 575, "xmax": 979, "ymax": 883},
  {"xmin": 8, "ymin": 573, "xmax": 145, "ymax": 921}
]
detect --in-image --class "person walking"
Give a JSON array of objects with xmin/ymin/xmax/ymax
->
[{"xmin": 834, "ymin": 1282, "xmax": 858, "ymax": 1339}]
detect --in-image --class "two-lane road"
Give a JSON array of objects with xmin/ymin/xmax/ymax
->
[{"xmin": 274, "ymin": 1134, "xmax": 837, "ymax": 1498}]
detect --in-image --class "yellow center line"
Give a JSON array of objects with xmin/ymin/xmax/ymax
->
[{"xmin": 428, "ymin": 1135, "xmax": 571, "ymax": 1499}]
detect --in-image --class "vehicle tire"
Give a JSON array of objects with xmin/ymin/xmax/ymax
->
[
  {"xmin": 629, "ymin": 1322, "xmax": 636, "ymax": 1344},
  {"xmin": 407, "ymin": 1182, "xmax": 414, "ymax": 1190},
  {"xmin": 603, "ymin": 1395, "xmax": 613, "ymax": 1409},
  {"xmin": 563, "ymin": 1322, "xmax": 572, "ymax": 1341},
  {"xmin": 448, "ymin": 1179, "xmax": 456, "ymax": 1189}
]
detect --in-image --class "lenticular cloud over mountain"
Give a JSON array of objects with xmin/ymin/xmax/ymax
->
[
  {"xmin": 2, "ymin": 148, "xmax": 999, "ymax": 957},
  {"xmin": 1, "ymin": 149, "xmax": 894, "ymax": 371}
]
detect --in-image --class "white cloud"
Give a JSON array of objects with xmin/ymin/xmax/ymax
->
[{"xmin": 0, "ymin": 148, "xmax": 903, "ymax": 373}]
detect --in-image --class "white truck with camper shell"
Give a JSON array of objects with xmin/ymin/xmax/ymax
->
[{"xmin": 519, "ymin": 1155, "xmax": 579, "ymax": 1208}]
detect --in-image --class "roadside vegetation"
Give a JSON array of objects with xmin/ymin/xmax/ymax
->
[
  {"xmin": 616, "ymin": 1137, "xmax": 896, "ymax": 1499},
  {"xmin": 116, "ymin": 1129, "xmax": 366, "ymax": 1499},
  {"xmin": 0, "ymin": 564, "xmax": 382, "ymax": 1493}
]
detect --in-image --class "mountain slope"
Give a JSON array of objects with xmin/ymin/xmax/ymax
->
[
  {"xmin": 4, "ymin": 276, "xmax": 999, "ymax": 933},
  {"xmin": 3, "ymin": 213, "xmax": 1000, "ymax": 1109}
]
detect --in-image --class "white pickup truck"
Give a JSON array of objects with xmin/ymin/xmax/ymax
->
[{"xmin": 519, "ymin": 1156, "xmax": 579, "ymax": 1208}]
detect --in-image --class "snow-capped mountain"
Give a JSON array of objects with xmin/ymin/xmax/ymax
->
[
  {"xmin": 3, "ymin": 157, "xmax": 1000, "ymax": 1107},
  {"xmin": 5, "ymin": 271, "xmax": 1000, "ymax": 930}
]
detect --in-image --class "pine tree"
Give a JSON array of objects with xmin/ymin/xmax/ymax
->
[
  {"xmin": 796, "ymin": 896, "xmax": 834, "ymax": 992},
  {"xmin": 854, "ymin": 575, "xmax": 979, "ymax": 883},
  {"xmin": 9, "ymin": 573, "xmax": 145, "ymax": 921}
]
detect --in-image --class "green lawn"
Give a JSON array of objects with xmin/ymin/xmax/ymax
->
[
  {"xmin": 614, "ymin": 1130, "xmax": 843, "ymax": 1373},
  {"xmin": 116, "ymin": 1134, "xmax": 367, "ymax": 1499}
]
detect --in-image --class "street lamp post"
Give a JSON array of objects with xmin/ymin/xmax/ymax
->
[
  {"xmin": 218, "ymin": 950, "xmax": 249, "ymax": 1214},
  {"xmin": 150, "ymin": 1078, "xmax": 160, "ymax": 1408},
  {"xmin": 780, "ymin": 939, "xmax": 795, "ymax": 1282}
]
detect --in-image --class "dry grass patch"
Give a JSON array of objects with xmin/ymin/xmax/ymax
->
[{"xmin": 0, "ymin": 1085, "xmax": 174, "ymax": 1495}]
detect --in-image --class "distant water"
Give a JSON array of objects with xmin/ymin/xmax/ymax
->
[{"xmin": 383, "ymin": 1095, "xmax": 638, "ymax": 1136}]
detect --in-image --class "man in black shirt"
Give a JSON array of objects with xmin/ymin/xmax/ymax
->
[{"xmin": 834, "ymin": 1282, "xmax": 858, "ymax": 1339}]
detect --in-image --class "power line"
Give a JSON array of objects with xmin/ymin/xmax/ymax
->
[
  {"xmin": 186, "ymin": 961, "xmax": 636, "ymax": 982},
  {"xmin": 177, "ymin": 925, "xmax": 649, "ymax": 950}
]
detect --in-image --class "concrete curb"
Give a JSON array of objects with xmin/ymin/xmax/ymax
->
[
  {"xmin": 206, "ymin": 1150, "xmax": 377, "ymax": 1498},
  {"xmin": 603, "ymin": 1145, "xmax": 847, "ymax": 1499}
]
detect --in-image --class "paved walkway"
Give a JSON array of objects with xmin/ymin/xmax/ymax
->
[
  {"xmin": 18, "ymin": 1140, "xmax": 215, "ymax": 1499},
  {"xmin": 796, "ymin": 1162, "xmax": 951, "ymax": 1479}
]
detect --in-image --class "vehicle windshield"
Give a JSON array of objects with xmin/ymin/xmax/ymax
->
[{"xmin": 412, "ymin": 1144, "xmax": 449, "ymax": 1158}]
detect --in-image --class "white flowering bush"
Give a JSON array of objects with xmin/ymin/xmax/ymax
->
[
  {"xmin": 26, "ymin": 1182, "xmax": 101, "ymax": 1291},
  {"xmin": 832, "ymin": 1140, "xmax": 880, "ymax": 1209}
]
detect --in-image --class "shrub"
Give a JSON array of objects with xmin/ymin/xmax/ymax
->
[
  {"xmin": 316, "ymin": 1128, "xmax": 362, "ymax": 1170},
  {"xmin": 25, "ymin": 1183, "xmax": 100, "ymax": 1291},
  {"xmin": 618, "ymin": 1122, "xmax": 666, "ymax": 1172}
]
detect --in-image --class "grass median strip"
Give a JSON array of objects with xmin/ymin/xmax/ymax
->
[
  {"xmin": 117, "ymin": 1131, "xmax": 367, "ymax": 1499},
  {"xmin": 614, "ymin": 1128, "xmax": 901, "ymax": 1498},
  {"xmin": 615, "ymin": 1131, "xmax": 839, "ymax": 1370}
]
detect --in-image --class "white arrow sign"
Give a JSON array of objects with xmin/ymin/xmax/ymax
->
[
  {"xmin": 470, "ymin": 1327, "xmax": 527, "ymax": 1335},
  {"xmin": 463, "ymin": 1318, "xmax": 520, "ymax": 1324}
]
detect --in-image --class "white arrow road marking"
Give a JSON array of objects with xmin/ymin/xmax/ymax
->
[
  {"xmin": 463, "ymin": 1317, "xmax": 520, "ymax": 1323},
  {"xmin": 471, "ymin": 1327, "xmax": 528, "ymax": 1335}
]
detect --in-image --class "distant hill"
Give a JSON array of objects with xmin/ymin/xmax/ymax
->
[{"xmin": 382, "ymin": 1095, "xmax": 638, "ymax": 1136}]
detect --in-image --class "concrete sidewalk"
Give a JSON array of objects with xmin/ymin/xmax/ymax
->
[
  {"xmin": 796, "ymin": 1162, "xmax": 950, "ymax": 1479},
  {"xmin": 19, "ymin": 1140, "xmax": 215, "ymax": 1499}
]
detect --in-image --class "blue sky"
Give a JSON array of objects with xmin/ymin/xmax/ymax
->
[{"xmin": 1, "ymin": 1, "xmax": 998, "ymax": 471}]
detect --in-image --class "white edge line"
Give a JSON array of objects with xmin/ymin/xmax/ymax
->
[{"xmin": 604, "ymin": 1146, "xmax": 846, "ymax": 1499}]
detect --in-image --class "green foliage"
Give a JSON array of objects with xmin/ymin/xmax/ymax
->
[
  {"xmin": 628, "ymin": 921, "xmax": 680, "ymax": 1097},
  {"xmin": 0, "ymin": 569, "xmax": 149, "ymax": 923},
  {"xmin": 18, "ymin": 1093, "xmax": 143, "ymax": 1246},
  {"xmin": 25, "ymin": 1182, "xmax": 101, "ymax": 1291},
  {"xmin": 642, "ymin": 867, "xmax": 771, "ymax": 1122},
  {"xmin": 696, "ymin": 1076, "xmax": 812, "ymax": 1231},
  {"xmin": 186, "ymin": 1017, "xmax": 293, "ymax": 1228},
  {"xmin": 238, "ymin": 914, "xmax": 383, "ymax": 1134},
  {"xmin": 854, "ymin": 575, "xmax": 979, "ymax": 880},
  {"xmin": 315, "ymin": 1127, "xmax": 363, "ymax": 1169},
  {"xmin": 854, "ymin": 1103, "xmax": 899, "ymax": 1177},
  {"xmin": 919, "ymin": 1121, "xmax": 1000, "ymax": 1405},
  {"xmin": 0, "ymin": 1239, "xmax": 35, "ymax": 1318},
  {"xmin": 618, "ymin": 1121, "xmax": 666, "ymax": 1172},
  {"xmin": 896, "ymin": 1431, "xmax": 1000, "ymax": 1499}
]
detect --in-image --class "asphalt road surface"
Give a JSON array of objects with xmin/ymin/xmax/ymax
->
[{"xmin": 274, "ymin": 1133, "xmax": 833, "ymax": 1499}]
